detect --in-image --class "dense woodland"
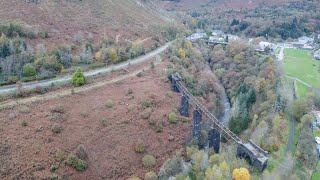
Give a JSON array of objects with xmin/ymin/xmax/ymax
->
[
  {"xmin": 183, "ymin": 1, "xmax": 320, "ymax": 40},
  {"xmin": 163, "ymin": 33, "xmax": 320, "ymax": 178},
  {"xmin": 0, "ymin": 22, "xmax": 178, "ymax": 86}
]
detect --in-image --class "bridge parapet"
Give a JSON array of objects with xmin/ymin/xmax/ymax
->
[{"xmin": 237, "ymin": 141, "xmax": 268, "ymax": 172}]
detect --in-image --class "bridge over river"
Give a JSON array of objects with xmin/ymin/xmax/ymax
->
[{"xmin": 170, "ymin": 74, "xmax": 268, "ymax": 172}]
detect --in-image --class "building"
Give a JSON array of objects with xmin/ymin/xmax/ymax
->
[
  {"xmin": 293, "ymin": 42, "xmax": 305, "ymax": 49},
  {"xmin": 293, "ymin": 36, "xmax": 315, "ymax": 50},
  {"xmin": 187, "ymin": 32, "xmax": 207, "ymax": 42},
  {"xmin": 298, "ymin": 36, "xmax": 314, "ymax": 44},
  {"xmin": 211, "ymin": 30, "xmax": 224, "ymax": 37},
  {"xmin": 224, "ymin": 34, "xmax": 240, "ymax": 42},
  {"xmin": 259, "ymin": 41, "xmax": 275, "ymax": 50}
]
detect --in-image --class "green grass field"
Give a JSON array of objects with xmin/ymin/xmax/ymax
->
[
  {"xmin": 312, "ymin": 162, "xmax": 320, "ymax": 180},
  {"xmin": 296, "ymin": 81, "xmax": 309, "ymax": 98},
  {"xmin": 283, "ymin": 49, "xmax": 320, "ymax": 97}
]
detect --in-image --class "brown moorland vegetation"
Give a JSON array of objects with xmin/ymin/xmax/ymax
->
[
  {"xmin": 0, "ymin": 61, "xmax": 191, "ymax": 179},
  {"xmin": 0, "ymin": 0, "xmax": 168, "ymax": 49}
]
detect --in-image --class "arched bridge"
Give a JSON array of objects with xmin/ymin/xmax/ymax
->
[{"xmin": 170, "ymin": 74, "xmax": 268, "ymax": 172}]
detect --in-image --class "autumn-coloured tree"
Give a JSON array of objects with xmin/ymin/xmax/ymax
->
[
  {"xmin": 232, "ymin": 168, "xmax": 250, "ymax": 180},
  {"xmin": 178, "ymin": 48, "xmax": 186, "ymax": 58},
  {"xmin": 108, "ymin": 47, "xmax": 118, "ymax": 64}
]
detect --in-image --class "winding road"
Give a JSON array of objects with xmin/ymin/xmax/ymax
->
[{"xmin": 0, "ymin": 42, "xmax": 172, "ymax": 94}]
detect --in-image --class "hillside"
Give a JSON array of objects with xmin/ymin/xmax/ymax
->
[
  {"xmin": 0, "ymin": 0, "xmax": 168, "ymax": 47},
  {"xmin": 154, "ymin": 0, "xmax": 291, "ymax": 11}
]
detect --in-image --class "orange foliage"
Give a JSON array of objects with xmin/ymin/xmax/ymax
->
[{"xmin": 232, "ymin": 168, "xmax": 250, "ymax": 180}]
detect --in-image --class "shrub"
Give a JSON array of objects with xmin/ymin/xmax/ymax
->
[
  {"xmin": 127, "ymin": 177, "xmax": 141, "ymax": 180},
  {"xmin": 80, "ymin": 112, "xmax": 89, "ymax": 118},
  {"xmin": 33, "ymin": 163, "xmax": 45, "ymax": 171},
  {"xmin": 51, "ymin": 104, "xmax": 65, "ymax": 113},
  {"xmin": 141, "ymin": 111, "xmax": 152, "ymax": 119},
  {"xmin": 55, "ymin": 149, "xmax": 66, "ymax": 162},
  {"xmin": 67, "ymin": 155, "xmax": 87, "ymax": 171},
  {"xmin": 34, "ymin": 86, "xmax": 47, "ymax": 94},
  {"xmin": 151, "ymin": 61, "xmax": 155, "ymax": 69},
  {"xmin": 50, "ymin": 113, "xmax": 64, "ymax": 122},
  {"xmin": 127, "ymin": 88, "xmax": 133, "ymax": 95},
  {"xmin": 79, "ymin": 46, "xmax": 93, "ymax": 64},
  {"xmin": 135, "ymin": 139, "xmax": 147, "ymax": 153},
  {"xmin": 178, "ymin": 48, "xmax": 186, "ymax": 58},
  {"xmin": 149, "ymin": 120, "xmax": 163, "ymax": 133},
  {"xmin": 21, "ymin": 120, "xmax": 28, "ymax": 127},
  {"xmin": 51, "ymin": 124, "xmax": 62, "ymax": 133},
  {"xmin": 72, "ymin": 68, "xmax": 86, "ymax": 87},
  {"xmin": 105, "ymin": 99, "xmax": 113, "ymax": 108},
  {"xmin": 128, "ymin": 105, "xmax": 135, "ymax": 112},
  {"xmin": 75, "ymin": 144, "xmax": 87, "ymax": 159},
  {"xmin": 100, "ymin": 118, "xmax": 108, "ymax": 127},
  {"xmin": 39, "ymin": 31, "xmax": 49, "ymax": 38},
  {"xmin": 166, "ymin": 91, "xmax": 173, "ymax": 98},
  {"xmin": 27, "ymin": 31, "xmax": 37, "ymax": 39},
  {"xmin": 158, "ymin": 155, "xmax": 184, "ymax": 179},
  {"xmin": 142, "ymin": 155, "xmax": 156, "ymax": 168},
  {"xmin": 145, "ymin": 171, "xmax": 158, "ymax": 180},
  {"xmin": 19, "ymin": 106, "xmax": 30, "ymax": 114},
  {"xmin": 50, "ymin": 163, "xmax": 59, "ymax": 172},
  {"xmin": 136, "ymin": 72, "xmax": 143, "ymax": 77},
  {"xmin": 8, "ymin": 76, "xmax": 19, "ymax": 83},
  {"xmin": 108, "ymin": 47, "xmax": 118, "ymax": 64},
  {"xmin": 22, "ymin": 63, "xmax": 36, "ymax": 77},
  {"xmin": 141, "ymin": 100, "xmax": 156, "ymax": 110},
  {"xmin": 129, "ymin": 40, "xmax": 145, "ymax": 58},
  {"xmin": 168, "ymin": 112, "xmax": 177, "ymax": 124}
]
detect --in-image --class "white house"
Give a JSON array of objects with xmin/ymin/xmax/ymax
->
[
  {"xmin": 187, "ymin": 33, "xmax": 207, "ymax": 41},
  {"xmin": 298, "ymin": 36, "xmax": 313, "ymax": 44},
  {"xmin": 211, "ymin": 30, "xmax": 223, "ymax": 37},
  {"xmin": 259, "ymin": 41, "xmax": 275, "ymax": 50}
]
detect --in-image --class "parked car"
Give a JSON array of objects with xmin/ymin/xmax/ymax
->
[{"xmin": 315, "ymin": 137, "xmax": 320, "ymax": 144}]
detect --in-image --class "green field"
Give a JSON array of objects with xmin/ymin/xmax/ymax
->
[
  {"xmin": 312, "ymin": 162, "xmax": 320, "ymax": 180},
  {"xmin": 283, "ymin": 49, "xmax": 320, "ymax": 97},
  {"xmin": 296, "ymin": 81, "xmax": 309, "ymax": 98}
]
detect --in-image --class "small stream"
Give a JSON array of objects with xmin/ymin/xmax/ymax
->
[{"xmin": 220, "ymin": 89, "xmax": 231, "ymax": 126}]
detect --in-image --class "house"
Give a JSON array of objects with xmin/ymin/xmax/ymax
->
[
  {"xmin": 187, "ymin": 32, "xmax": 207, "ymax": 42},
  {"xmin": 259, "ymin": 41, "xmax": 275, "ymax": 50},
  {"xmin": 293, "ymin": 36, "xmax": 315, "ymax": 49},
  {"xmin": 293, "ymin": 42, "xmax": 305, "ymax": 49},
  {"xmin": 222, "ymin": 34, "xmax": 240, "ymax": 42},
  {"xmin": 211, "ymin": 30, "xmax": 224, "ymax": 37},
  {"xmin": 298, "ymin": 36, "xmax": 313, "ymax": 44}
]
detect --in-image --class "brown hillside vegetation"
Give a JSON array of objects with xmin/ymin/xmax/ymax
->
[
  {"xmin": 0, "ymin": 62, "xmax": 192, "ymax": 179},
  {"xmin": 0, "ymin": 0, "xmax": 167, "ymax": 47},
  {"xmin": 154, "ymin": 0, "xmax": 291, "ymax": 11}
]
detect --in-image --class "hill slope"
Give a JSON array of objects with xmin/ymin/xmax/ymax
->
[
  {"xmin": 0, "ymin": 0, "xmax": 168, "ymax": 45},
  {"xmin": 153, "ymin": 0, "xmax": 291, "ymax": 11}
]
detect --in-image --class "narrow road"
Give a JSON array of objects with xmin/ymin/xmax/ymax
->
[
  {"xmin": 0, "ymin": 42, "xmax": 172, "ymax": 94},
  {"xmin": 278, "ymin": 46, "xmax": 285, "ymax": 61}
]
